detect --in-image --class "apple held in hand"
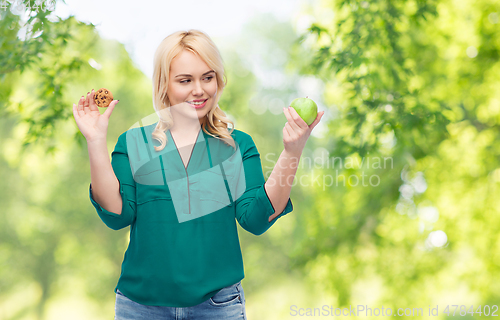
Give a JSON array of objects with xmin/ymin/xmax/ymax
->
[{"xmin": 290, "ymin": 96, "xmax": 318, "ymax": 125}]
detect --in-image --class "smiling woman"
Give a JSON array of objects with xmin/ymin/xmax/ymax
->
[
  {"xmin": 165, "ymin": 50, "xmax": 218, "ymax": 137},
  {"xmin": 73, "ymin": 27, "xmax": 322, "ymax": 320},
  {"xmin": 151, "ymin": 30, "xmax": 235, "ymax": 153}
]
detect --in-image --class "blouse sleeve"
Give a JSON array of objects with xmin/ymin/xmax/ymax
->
[
  {"xmin": 89, "ymin": 132, "xmax": 137, "ymax": 230},
  {"xmin": 234, "ymin": 134, "xmax": 293, "ymax": 235}
]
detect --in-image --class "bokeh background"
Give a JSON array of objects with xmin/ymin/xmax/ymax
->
[{"xmin": 1, "ymin": 0, "xmax": 500, "ymax": 319}]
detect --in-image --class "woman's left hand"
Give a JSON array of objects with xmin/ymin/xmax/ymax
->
[{"xmin": 283, "ymin": 106, "xmax": 325, "ymax": 157}]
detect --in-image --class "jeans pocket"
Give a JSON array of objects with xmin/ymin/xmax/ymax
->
[
  {"xmin": 116, "ymin": 289, "xmax": 125, "ymax": 297},
  {"xmin": 209, "ymin": 282, "xmax": 242, "ymax": 307}
]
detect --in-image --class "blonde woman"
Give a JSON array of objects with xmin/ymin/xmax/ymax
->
[{"xmin": 73, "ymin": 29, "xmax": 324, "ymax": 319}]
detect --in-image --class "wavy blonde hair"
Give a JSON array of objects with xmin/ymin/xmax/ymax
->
[{"xmin": 151, "ymin": 29, "xmax": 235, "ymax": 151}]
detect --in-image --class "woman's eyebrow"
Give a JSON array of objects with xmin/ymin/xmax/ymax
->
[{"xmin": 175, "ymin": 70, "xmax": 215, "ymax": 78}]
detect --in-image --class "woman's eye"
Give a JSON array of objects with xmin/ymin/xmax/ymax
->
[{"xmin": 180, "ymin": 76, "xmax": 213, "ymax": 84}]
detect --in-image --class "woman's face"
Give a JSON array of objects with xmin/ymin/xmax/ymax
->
[{"xmin": 166, "ymin": 50, "xmax": 217, "ymax": 122}]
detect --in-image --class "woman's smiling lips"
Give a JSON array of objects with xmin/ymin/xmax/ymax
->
[{"xmin": 188, "ymin": 98, "xmax": 208, "ymax": 109}]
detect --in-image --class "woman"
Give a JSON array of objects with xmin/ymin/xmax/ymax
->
[{"xmin": 73, "ymin": 29, "xmax": 324, "ymax": 320}]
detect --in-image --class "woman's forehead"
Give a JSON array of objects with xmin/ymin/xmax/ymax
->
[{"xmin": 170, "ymin": 50, "xmax": 210, "ymax": 74}]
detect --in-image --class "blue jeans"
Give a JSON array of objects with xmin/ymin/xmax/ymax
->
[{"xmin": 115, "ymin": 281, "xmax": 247, "ymax": 320}]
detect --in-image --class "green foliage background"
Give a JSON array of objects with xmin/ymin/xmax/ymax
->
[{"xmin": 1, "ymin": 0, "xmax": 499, "ymax": 319}]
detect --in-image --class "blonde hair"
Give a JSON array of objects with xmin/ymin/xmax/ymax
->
[{"xmin": 151, "ymin": 29, "xmax": 235, "ymax": 151}]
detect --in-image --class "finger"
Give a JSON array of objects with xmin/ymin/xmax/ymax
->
[
  {"xmin": 283, "ymin": 126, "xmax": 289, "ymax": 140},
  {"xmin": 77, "ymin": 96, "xmax": 85, "ymax": 112},
  {"xmin": 83, "ymin": 92, "xmax": 91, "ymax": 111},
  {"xmin": 103, "ymin": 100, "xmax": 119, "ymax": 119},
  {"xmin": 309, "ymin": 111, "xmax": 324, "ymax": 130},
  {"xmin": 309, "ymin": 111, "xmax": 325, "ymax": 130},
  {"xmin": 285, "ymin": 122, "xmax": 298, "ymax": 140},
  {"xmin": 283, "ymin": 107, "xmax": 301, "ymax": 132},
  {"xmin": 288, "ymin": 106, "xmax": 309, "ymax": 129},
  {"xmin": 89, "ymin": 89, "xmax": 99, "ymax": 112},
  {"xmin": 73, "ymin": 103, "xmax": 80, "ymax": 119}
]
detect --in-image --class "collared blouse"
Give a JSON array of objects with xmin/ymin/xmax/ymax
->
[{"xmin": 89, "ymin": 123, "xmax": 293, "ymax": 307}]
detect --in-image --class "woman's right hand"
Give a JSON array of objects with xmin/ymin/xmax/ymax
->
[{"xmin": 72, "ymin": 89, "xmax": 119, "ymax": 143}]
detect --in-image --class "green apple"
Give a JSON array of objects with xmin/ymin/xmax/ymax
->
[{"xmin": 290, "ymin": 96, "xmax": 318, "ymax": 125}]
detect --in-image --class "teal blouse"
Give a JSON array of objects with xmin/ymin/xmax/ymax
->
[{"xmin": 89, "ymin": 123, "xmax": 293, "ymax": 307}]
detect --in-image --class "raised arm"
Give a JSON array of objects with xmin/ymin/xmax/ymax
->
[
  {"xmin": 88, "ymin": 139, "xmax": 122, "ymax": 215},
  {"xmin": 73, "ymin": 90, "xmax": 136, "ymax": 230},
  {"xmin": 87, "ymin": 133, "xmax": 137, "ymax": 230},
  {"xmin": 265, "ymin": 106, "xmax": 325, "ymax": 222}
]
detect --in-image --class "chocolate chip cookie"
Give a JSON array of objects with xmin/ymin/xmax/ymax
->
[{"xmin": 94, "ymin": 88, "xmax": 114, "ymax": 108}]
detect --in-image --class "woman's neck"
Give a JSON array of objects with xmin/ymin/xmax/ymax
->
[{"xmin": 169, "ymin": 117, "xmax": 205, "ymax": 138}]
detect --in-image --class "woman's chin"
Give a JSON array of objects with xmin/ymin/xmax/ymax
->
[{"xmin": 173, "ymin": 101, "xmax": 212, "ymax": 120}]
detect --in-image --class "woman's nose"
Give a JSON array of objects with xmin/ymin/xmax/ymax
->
[{"xmin": 192, "ymin": 81, "xmax": 204, "ymax": 96}]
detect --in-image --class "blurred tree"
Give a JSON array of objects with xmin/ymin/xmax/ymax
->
[
  {"xmin": 0, "ymin": 1, "xmax": 97, "ymax": 154},
  {"xmin": 286, "ymin": 0, "xmax": 500, "ymax": 314},
  {"xmin": 0, "ymin": 2, "xmax": 153, "ymax": 319},
  {"xmin": 4, "ymin": 0, "xmax": 500, "ymax": 318}
]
